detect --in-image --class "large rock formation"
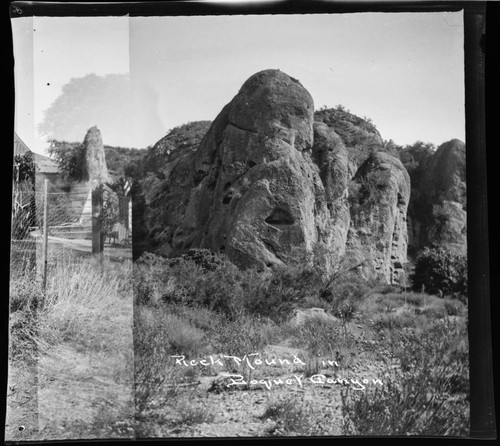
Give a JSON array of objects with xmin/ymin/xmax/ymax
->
[
  {"xmin": 141, "ymin": 69, "xmax": 411, "ymax": 283},
  {"xmin": 82, "ymin": 126, "xmax": 111, "ymax": 188},
  {"xmin": 346, "ymin": 152, "xmax": 411, "ymax": 283},
  {"xmin": 166, "ymin": 69, "xmax": 331, "ymax": 269},
  {"xmin": 70, "ymin": 127, "xmax": 113, "ymax": 225},
  {"xmin": 405, "ymin": 139, "xmax": 466, "ymax": 253}
]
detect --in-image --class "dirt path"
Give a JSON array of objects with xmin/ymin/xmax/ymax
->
[
  {"xmin": 48, "ymin": 236, "xmax": 132, "ymax": 259},
  {"xmin": 37, "ymin": 345, "xmax": 135, "ymax": 440},
  {"xmin": 4, "ymin": 361, "xmax": 39, "ymax": 441}
]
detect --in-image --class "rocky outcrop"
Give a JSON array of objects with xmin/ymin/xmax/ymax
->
[
  {"xmin": 82, "ymin": 126, "xmax": 111, "ymax": 188},
  {"xmin": 142, "ymin": 69, "xmax": 411, "ymax": 283},
  {"xmin": 314, "ymin": 107, "xmax": 384, "ymax": 168},
  {"xmin": 346, "ymin": 152, "xmax": 411, "ymax": 284},
  {"xmin": 406, "ymin": 139, "xmax": 466, "ymax": 253},
  {"xmin": 173, "ymin": 69, "xmax": 327, "ymax": 269},
  {"xmin": 70, "ymin": 127, "xmax": 114, "ymax": 225},
  {"xmin": 144, "ymin": 121, "xmax": 212, "ymax": 176},
  {"xmin": 311, "ymin": 122, "xmax": 350, "ymax": 266},
  {"xmin": 290, "ymin": 307, "xmax": 339, "ymax": 327}
]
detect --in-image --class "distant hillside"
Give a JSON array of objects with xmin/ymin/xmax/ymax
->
[
  {"xmin": 47, "ymin": 139, "xmax": 146, "ymax": 184},
  {"xmin": 103, "ymin": 145, "xmax": 147, "ymax": 182}
]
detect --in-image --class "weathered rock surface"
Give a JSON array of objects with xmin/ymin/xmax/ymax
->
[
  {"xmin": 346, "ymin": 152, "xmax": 411, "ymax": 284},
  {"xmin": 314, "ymin": 107, "xmax": 384, "ymax": 168},
  {"xmin": 183, "ymin": 69, "xmax": 325, "ymax": 269},
  {"xmin": 82, "ymin": 126, "xmax": 111, "ymax": 188},
  {"xmin": 311, "ymin": 122, "xmax": 350, "ymax": 266},
  {"xmin": 289, "ymin": 307, "xmax": 339, "ymax": 327},
  {"xmin": 406, "ymin": 139, "xmax": 466, "ymax": 253},
  {"xmin": 142, "ymin": 69, "xmax": 411, "ymax": 282},
  {"xmin": 134, "ymin": 122, "xmax": 211, "ymax": 255},
  {"xmin": 145, "ymin": 121, "xmax": 212, "ymax": 176}
]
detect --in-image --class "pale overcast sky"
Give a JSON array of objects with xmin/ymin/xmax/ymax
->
[{"xmin": 12, "ymin": 11, "xmax": 465, "ymax": 155}]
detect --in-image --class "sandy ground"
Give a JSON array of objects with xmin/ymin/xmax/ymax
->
[
  {"xmin": 37, "ymin": 344, "xmax": 135, "ymax": 440},
  {"xmin": 4, "ymin": 361, "xmax": 39, "ymax": 441},
  {"xmin": 136, "ymin": 319, "xmax": 396, "ymax": 439}
]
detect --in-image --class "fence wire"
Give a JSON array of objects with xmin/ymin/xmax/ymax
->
[
  {"xmin": 10, "ymin": 188, "xmax": 44, "ymax": 276},
  {"xmin": 10, "ymin": 185, "xmax": 132, "ymax": 281}
]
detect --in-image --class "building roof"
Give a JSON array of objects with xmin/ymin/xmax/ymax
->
[
  {"xmin": 14, "ymin": 132, "xmax": 60, "ymax": 175},
  {"xmin": 34, "ymin": 153, "xmax": 60, "ymax": 174},
  {"xmin": 14, "ymin": 132, "xmax": 30, "ymax": 155}
]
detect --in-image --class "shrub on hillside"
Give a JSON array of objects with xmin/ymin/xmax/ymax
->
[
  {"xmin": 341, "ymin": 321, "xmax": 469, "ymax": 436},
  {"xmin": 411, "ymin": 245, "xmax": 467, "ymax": 298},
  {"xmin": 135, "ymin": 247, "xmax": 381, "ymax": 325},
  {"xmin": 135, "ymin": 251, "xmax": 320, "ymax": 322},
  {"xmin": 239, "ymin": 265, "xmax": 317, "ymax": 322},
  {"xmin": 179, "ymin": 248, "xmax": 225, "ymax": 271},
  {"xmin": 262, "ymin": 394, "xmax": 322, "ymax": 436},
  {"xmin": 320, "ymin": 272, "xmax": 372, "ymax": 320},
  {"xmin": 134, "ymin": 252, "xmax": 176, "ymax": 306}
]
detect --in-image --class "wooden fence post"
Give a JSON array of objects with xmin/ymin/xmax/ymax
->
[
  {"xmin": 42, "ymin": 179, "xmax": 49, "ymax": 291},
  {"xmin": 91, "ymin": 185, "xmax": 104, "ymax": 268}
]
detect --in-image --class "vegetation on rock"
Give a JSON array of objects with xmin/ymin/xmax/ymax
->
[{"xmin": 314, "ymin": 106, "xmax": 383, "ymax": 167}]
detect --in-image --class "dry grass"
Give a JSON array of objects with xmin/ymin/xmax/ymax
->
[
  {"xmin": 340, "ymin": 319, "xmax": 469, "ymax": 436},
  {"xmin": 262, "ymin": 393, "xmax": 324, "ymax": 436},
  {"xmin": 8, "ymin": 267, "xmax": 42, "ymax": 365},
  {"xmin": 39, "ymin": 257, "xmax": 129, "ymax": 352},
  {"xmin": 134, "ymin": 305, "xmax": 210, "ymax": 416},
  {"xmin": 174, "ymin": 395, "xmax": 215, "ymax": 426},
  {"xmin": 8, "ymin": 252, "xmax": 135, "ymax": 441}
]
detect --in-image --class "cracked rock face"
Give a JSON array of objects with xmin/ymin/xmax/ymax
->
[
  {"xmin": 145, "ymin": 69, "xmax": 410, "ymax": 282},
  {"xmin": 408, "ymin": 139, "xmax": 467, "ymax": 253},
  {"xmin": 346, "ymin": 152, "xmax": 411, "ymax": 284},
  {"xmin": 175, "ymin": 69, "xmax": 328, "ymax": 269}
]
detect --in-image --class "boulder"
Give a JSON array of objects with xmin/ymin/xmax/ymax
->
[{"xmin": 289, "ymin": 307, "xmax": 339, "ymax": 327}]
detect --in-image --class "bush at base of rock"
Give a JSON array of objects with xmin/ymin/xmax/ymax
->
[
  {"xmin": 180, "ymin": 249, "xmax": 225, "ymax": 271},
  {"xmin": 134, "ymin": 249, "xmax": 387, "ymax": 324},
  {"xmin": 411, "ymin": 245, "xmax": 467, "ymax": 299}
]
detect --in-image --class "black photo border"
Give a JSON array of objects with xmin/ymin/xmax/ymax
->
[{"xmin": 2, "ymin": 0, "xmax": 497, "ymax": 442}]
